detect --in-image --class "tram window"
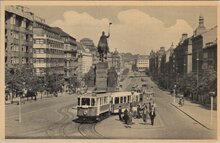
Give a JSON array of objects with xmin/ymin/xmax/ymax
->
[
  {"xmin": 110, "ymin": 97, "xmax": 113, "ymax": 104},
  {"xmin": 78, "ymin": 98, "xmax": 80, "ymax": 106},
  {"xmin": 115, "ymin": 97, "xmax": 119, "ymax": 104},
  {"xmin": 91, "ymin": 98, "xmax": 95, "ymax": 106},
  {"xmin": 81, "ymin": 98, "xmax": 90, "ymax": 106},
  {"xmin": 128, "ymin": 96, "xmax": 131, "ymax": 102},
  {"xmin": 100, "ymin": 97, "xmax": 103, "ymax": 105},
  {"xmin": 124, "ymin": 96, "xmax": 126, "ymax": 103},
  {"xmin": 104, "ymin": 97, "xmax": 107, "ymax": 104},
  {"xmin": 120, "ymin": 97, "xmax": 123, "ymax": 103}
]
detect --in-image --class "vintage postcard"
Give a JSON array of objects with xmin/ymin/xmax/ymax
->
[{"xmin": 0, "ymin": 1, "xmax": 219, "ymax": 142}]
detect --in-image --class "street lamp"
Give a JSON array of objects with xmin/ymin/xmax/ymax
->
[
  {"xmin": 19, "ymin": 82, "xmax": 25, "ymax": 123},
  {"xmin": 173, "ymin": 84, "xmax": 176, "ymax": 104},
  {"xmin": 209, "ymin": 91, "xmax": 216, "ymax": 128}
]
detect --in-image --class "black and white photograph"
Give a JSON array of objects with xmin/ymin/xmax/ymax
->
[{"xmin": 1, "ymin": 1, "xmax": 218, "ymax": 140}]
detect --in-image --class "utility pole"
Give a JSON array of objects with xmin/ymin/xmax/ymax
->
[
  {"xmin": 209, "ymin": 91, "xmax": 215, "ymax": 128},
  {"xmin": 196, "ymin": 50, "xmax": 199, "ymax": 101}
]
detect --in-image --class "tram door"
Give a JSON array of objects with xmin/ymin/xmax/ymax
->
[{"xmin": 97, "ymin": 97, "xmax": 100, "ymax": 115}]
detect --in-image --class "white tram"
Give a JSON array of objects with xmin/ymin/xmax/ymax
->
[
  {"xmin": 76, "ymin": 91, "xmax": 142, "ymax": 122},
  {"xmin": 110, "ymin": 91, "xmax": 141, "ymax": 113},
  {"xmin": 77, "ymin": 92, "xmax": 111, "ymax": 121}
]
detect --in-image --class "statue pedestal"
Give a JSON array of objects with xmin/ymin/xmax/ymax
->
[{"xmin": 95, "ymin": 62, "xmax": 108, "ymax": 91}]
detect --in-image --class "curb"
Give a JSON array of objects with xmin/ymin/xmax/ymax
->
[{"xmin": 170, "ymin": 103, "xmax": 211, "ymax": 130}]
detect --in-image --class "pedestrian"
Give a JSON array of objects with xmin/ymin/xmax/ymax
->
[
  {"xmin": 149, "ymin": 108, "xmax": 156, "ymax": 125},
  {"xmin": 149, "ymin": 102, "xmax": 152, "ymax": 111},
  {"xmin": 137, "ymin": 104, "xmax": 141, "ymax": 118},
  {"xmin": 123, "ymin": 108, "xmax": 129, "ymax": 125},
  {"xmin": 142, "ymin": 106, "xmax": 148, "ymax": 124},
  {"xmin": 127, "ymin": 110, "xmax": 133, "ymax": 127},
  {"xmin": 152, "ymin": 101, "xmax": 156, "ymax": 109},
  {"xmin": 118, "ymin": 105, "xmax": 123, "ymax": 121}
]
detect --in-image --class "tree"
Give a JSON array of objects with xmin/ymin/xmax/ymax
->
[
  {"xmin": 122, "ymin": 68, "xmax": 129, "ymax": 75},
  {"xmin": 5, "ymin": 66, "xmax": 38, "ymax": 102},
  {"xmin": 131, "ymin": 64, "xmax": 138, "ymax": 72},
  {"xmin": 45, "ymin": 73, "xmax": 63, "ymax": 96}
]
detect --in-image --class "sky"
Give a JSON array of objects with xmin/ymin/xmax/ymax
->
[{"xmin": 27, "ymin": 6, "xmax": 217, "ymax": 55}]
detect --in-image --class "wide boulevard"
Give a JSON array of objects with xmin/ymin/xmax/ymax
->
[{"xmin": 5, "ymin": 72, "xmax": 217, "ymax": 139}]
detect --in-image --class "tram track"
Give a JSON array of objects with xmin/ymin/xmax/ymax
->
[
  {"xmin": 45, "ymin": 104, "xmax": 74, "ymax": 138},
  {"xmin": 45, "ymin": 103, "xmax": 104, "ymax": 139},
  {"xmin": 77, "ymin": 123, "xmax": 104, "ymax": 139}
]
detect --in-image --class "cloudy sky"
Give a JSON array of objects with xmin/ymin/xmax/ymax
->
[{"xmin": 28, "ymin": 6, "xmax": 217, "ymax": 55}]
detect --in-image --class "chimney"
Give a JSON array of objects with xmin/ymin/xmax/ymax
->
[{"xmin": 182, "ymin": 33, "xmax": 188, "ymax": 41}]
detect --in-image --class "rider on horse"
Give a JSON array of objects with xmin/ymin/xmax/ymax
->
[{"xmin": 97, "ymin": 31, "xmax": 110, "ymax": 62}]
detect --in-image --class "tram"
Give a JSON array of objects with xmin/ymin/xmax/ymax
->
[{"xmin": 76, "ymin": 91, "xmax": 141, "ymax": 122}]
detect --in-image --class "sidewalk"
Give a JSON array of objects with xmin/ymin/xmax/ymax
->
[{"xmin": 171, "ymin": 97, "xmax": 217, "ymax": 130}]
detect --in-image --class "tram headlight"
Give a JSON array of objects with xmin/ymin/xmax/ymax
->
[{"xmin": 83, "ymin": 111, "xmax": 87, "ymax": 116}]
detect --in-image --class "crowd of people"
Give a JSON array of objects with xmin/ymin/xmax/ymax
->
[{"xmin": 118, "ymin": 99, "xmax": 157, "ymax": 128}]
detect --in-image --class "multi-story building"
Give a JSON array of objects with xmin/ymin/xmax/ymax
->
[
  {"xmin": 157, "ymin": 47, "xmax": 166, "ymax": 74},
  {"xmin": 82, "ymin": 49, "xmax": 93, "ymax": 75},
  {"xmin": 76, "ymin": 42, "xmax": 93, "ymax": 77},
  {"xmin": 174, "ymin": 33, "xmax": 193, "ymax": 75},
  {"xmin": 33, "ymin": 18, "xmax": 65, "ymax": 86},
  {"xmin": 80, "ymin": 38, "xmax": 98, "ymax": 64},
  {"xmin": 202, "ymin": 41, "xmax": 217, "ymax": 71},
  {"xmin": 112, "ymin": 48, "xmax": 121, "ymax": 72},
  {"xmin": 53, "ymin": 27, "xmax": 77, "ymax": 92},
  {"xmin": 136, "ymin": 55, "xmax": 149, "ymax": 72},
  {"xmin": 5, "ymin": 6, "xmax": 34, "ymax": 69},
  {"xmin": 192, "ymin": 24, "xmax": 217, "ymax": 73}
]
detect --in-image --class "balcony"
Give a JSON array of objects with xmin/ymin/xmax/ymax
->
[
  {"xmin": 33, "ymin": 54, "xmax": 47, "ymax": 58},
  {"xmin": 33, "ymin": 63, "xmax": 47, "ymax": 68},
  {"xmin": 33, "ymin": 44, "xmax": 47, "ymax": 48}
]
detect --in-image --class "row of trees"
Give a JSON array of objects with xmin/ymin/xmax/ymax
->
[
  {"xmin": 5, "ymin": 66, "xmax": 77, "ymax": 101},
  {"xmin": 151, "ymin": 68, "xmax": 217, "ymax": 104}
]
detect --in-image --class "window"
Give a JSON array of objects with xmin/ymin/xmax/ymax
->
[
  {"xmin": 124, "ymin": 96, "xmax": 126, "ymax": 103},
  {"xmin": 81, "ymin": 98, "xmax": 90, "ymax": 106},
  {"xmin": 128, "ymin": 96, "xmax": 131, "ymax": 102},
  {"xmin": 21, "ymin": 20, "xmax": 26, "ymax": 28},
  {"xmin": 115, "ymin": 97, "xmax": 119, "ymax": 104},
  {"xmin": 203, "ymin": 52, "xmax": 208, "ymax": 59},
  {"xmin": 120, "ymin": 97, "xmax": 123, "ymax": 103},
  {"xmin": 104, "ymin": 97, "xmax": 108, "ymax": 104},
  {"xmin": 15, "ymin": 18, "xmax": 21, "ymax": 27},
  {"xmin": 14, "ymin": 32, "xmax": 19, "ymax": 39},
  {"xmin": 91, "ymin": 98, "xmax": 95, "ymax": 106},
  {"xmin": 35, "ymin": 39, "xmax": 45, "ymax": 44},
  {"xmin": 78, "ymin": 98, "xmax": 80, "ymax": 106},
  {"xmin": 22, "ymin": 58, "xmax": 26, "ymax": 64},
  {"xmin": 10, "ymin": 17, "xmax": 15, "ymax": 25}
]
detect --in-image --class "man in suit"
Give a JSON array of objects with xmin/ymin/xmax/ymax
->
[
  {"xmin": 149, "ymin": 108, "xmax": 156, "ymax": 125},
  {"xmin": 118, "ymin": 105, "xmax": 122, "ymax": 121}
]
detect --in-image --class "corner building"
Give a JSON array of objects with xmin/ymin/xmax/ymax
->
[
  {"xmin": 5, "ymin": 6, "xmax": 33, "ymax": 69},
  {"xmin": 33, "ymin": 18, "xmax": 65, "ymax": 85}
]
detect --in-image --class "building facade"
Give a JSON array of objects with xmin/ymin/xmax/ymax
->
[
  {"xmin": 33, "ymin": 19, "xmax": 65, "ymax": 86},
  {"xmin": 5, "ymin": 6, "xmax": 34, "ymax": 69},
  {"xmin": 112, "ymin": 48, "xmax": 121, "ymax": 73},
  {"xmin": 136, "ymin": 55, "xmax": 149, "ymax": 72},
  {"xmin": 80, "ymin": 38, "xmax": 98, "ymax": 65},
  {"xmin": 53, "ymin": 27, "xmax": 78, "ymax": 92}
]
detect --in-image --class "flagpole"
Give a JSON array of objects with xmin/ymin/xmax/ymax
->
[{"xmin": 108, "ymin": 22, "xmax": 112, "ymax": 35}]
